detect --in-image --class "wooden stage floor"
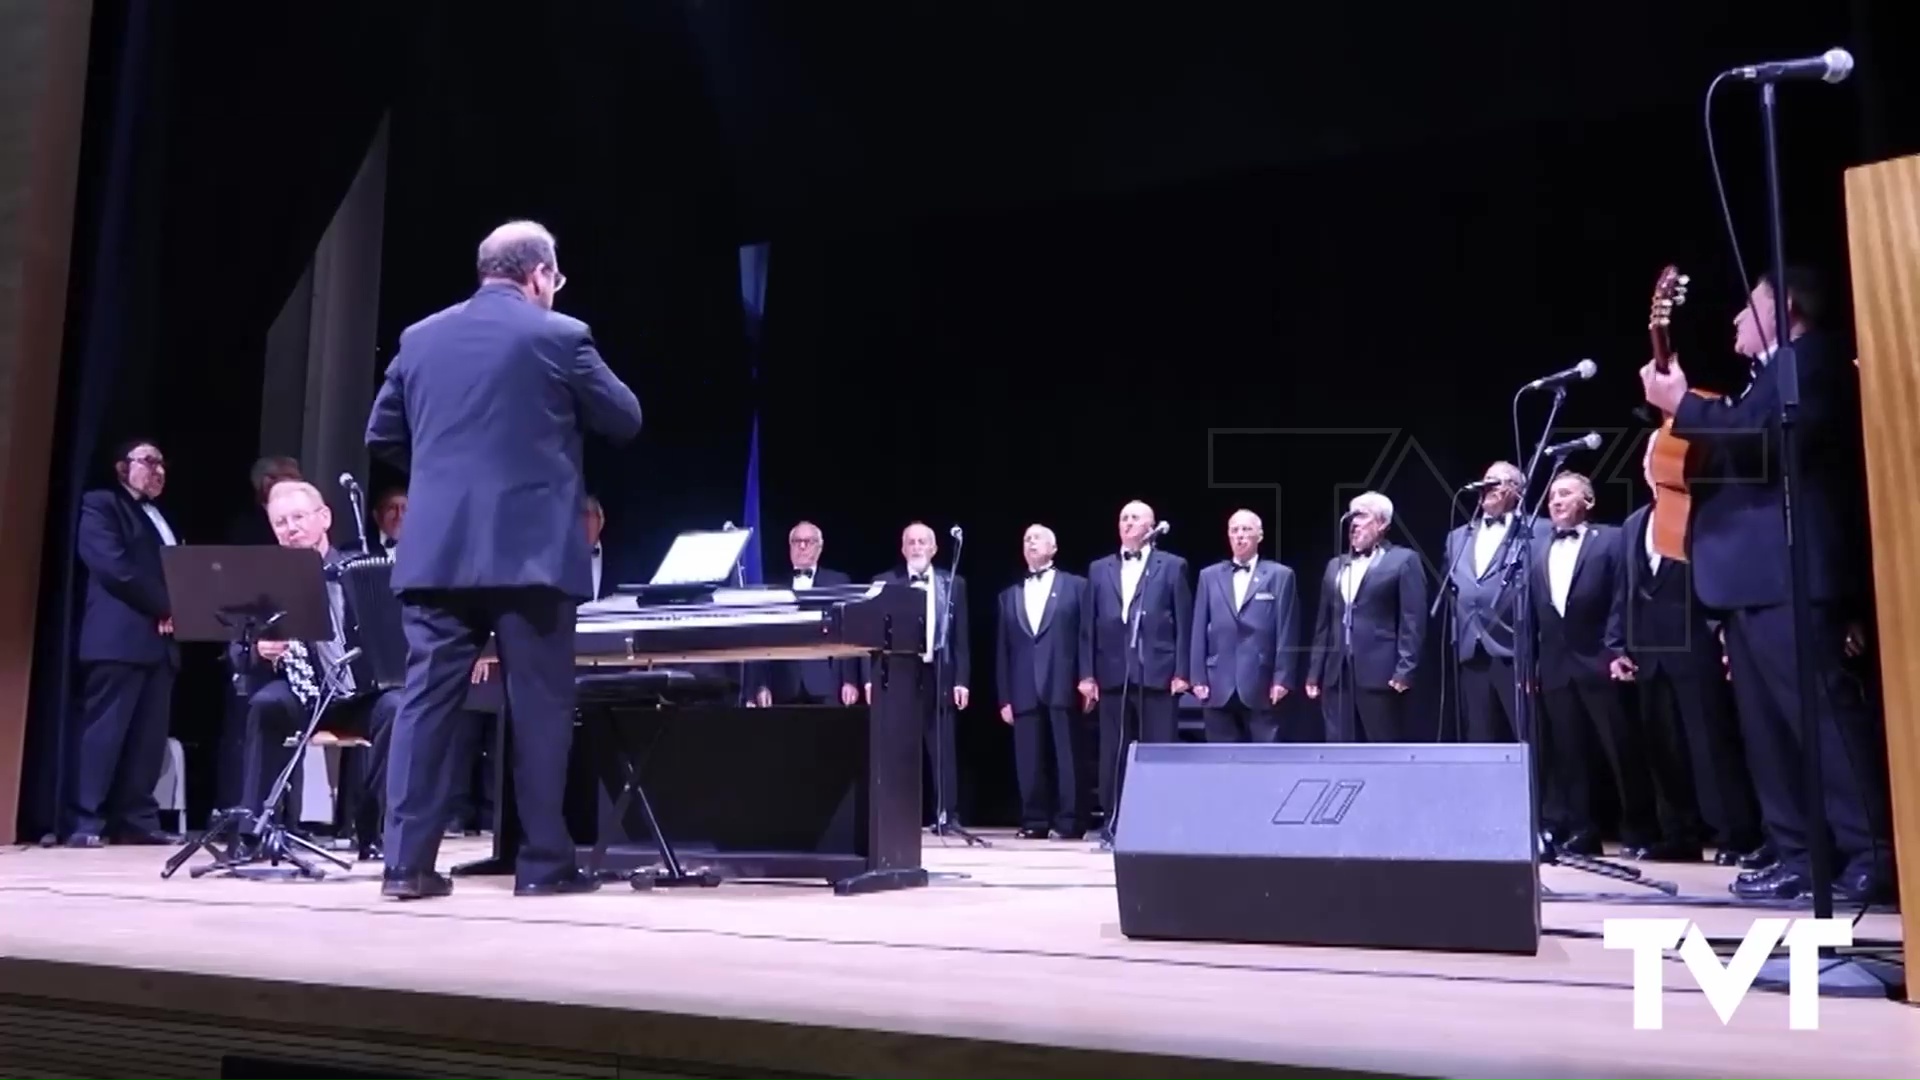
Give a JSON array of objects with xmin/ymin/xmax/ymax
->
[{"xmin": 0, "ymin": 833, "xmax": 1915, "ymax": 1078}]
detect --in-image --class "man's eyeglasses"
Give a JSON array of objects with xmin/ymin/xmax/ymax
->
[
  {"xmin": 547, "ymin": 265, "xmax": 567, "ymax": 293},
  {"xmin": 127, "ymin": 455, "xmax": 165, "ymax": 470}
]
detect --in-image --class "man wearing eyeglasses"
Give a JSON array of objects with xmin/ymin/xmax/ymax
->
[
  {"xmin": 68, "ymin": 439, "xmax": 180, "ymax": 847},
  {"xmin": 747, "ymin": 521, "xmax": 860, "ymax": 707},
  {"xmin": 366, "ymin": 220, "xmax": 643, "ymax": 901}
]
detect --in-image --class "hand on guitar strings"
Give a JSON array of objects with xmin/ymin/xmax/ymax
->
[{"xmin": 1640, "ymin": 357, "xmax": 1691, "ymax": 415}]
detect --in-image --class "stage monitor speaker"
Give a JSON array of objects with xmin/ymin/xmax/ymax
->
[{"xmin": 1112, "ymin": 742, "xmax": 1539, "ymax": 955}]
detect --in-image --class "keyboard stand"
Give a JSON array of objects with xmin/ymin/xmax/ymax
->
[{"xmin": 583, "ymin": 703, "xmax": 721, "ymax": 891}]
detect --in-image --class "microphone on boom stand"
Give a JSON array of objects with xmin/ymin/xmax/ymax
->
[
  {"xmin": 338, "ymin": 473, "xmax": 371, "ymax": 556},
  {"xmin": 1100, "ymin": 519, "xmax": 1170, "ymax": 849},
  {"xmin": 931, "ymin": 523, "xmax": 985, "ymax": 847}
]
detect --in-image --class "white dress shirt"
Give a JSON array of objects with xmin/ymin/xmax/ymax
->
[
  {"xmin": 1230, "ymin": 559, "xmax": 1256, "ymax": 608},
  {"xmin": 1339, "ymin": 549, "xmax": 1375, "ymax": 603},
  {"xmin": 1023, "ymin": 566, "xmax": 1053, "ymax": 633},
  {"xmin": 1642, "ymin": 517, "xmax": 1661, "ymax": 575},
  {"xmin": 1473, "ymin": 514, "xmax": 1510, "ymax": 578},
  {"xmin": 791, "ymin": 566, "xmax": 817, "ymax": 591},
  {"xmin": 1547, "ymin": 523, "xmax": 1587, "ymax": 616},
  {"xmin": 1119, "ymin": 546, "xmax": 1150, "ymax": 619},
  {"xmin": 908, "ymin": 565, "xmax": 936, "ymax": 659}
]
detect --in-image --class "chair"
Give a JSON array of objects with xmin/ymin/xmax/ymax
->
[{"xmin": 152, "ymin": 737, "xmax": 187, "ymax": 826}]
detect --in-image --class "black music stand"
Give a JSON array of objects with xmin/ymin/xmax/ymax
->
[{"xmin": 156, "ymin": 546, "xmax": 342, "ymax": 879}]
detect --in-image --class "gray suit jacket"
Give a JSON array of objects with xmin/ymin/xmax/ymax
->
[
  {"xmin": 1442, "ymin": 513, "xmax": 1551, "ymax": 662},
  {"xmin": 1189, "ymin": 558, "xmax": 1300, "ymax": 708},
  {"xmin": 366, "ymin": 283, "xmax": 643, "ymax": 600}
]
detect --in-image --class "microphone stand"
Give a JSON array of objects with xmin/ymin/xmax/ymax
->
[
  {"xmin": 1506, "ymin": 394, "xmax": 1674, "ymax": 895},
  {"xmin": 1744, "ymin": 78, "xmax": 1898, "ymax": 1000},
  {"xmin": 341, "ymin": 476, "xmax": 371, "ymax": 555},
  {"xmin": 1100, "ymin": 548, "xmax": 1153, "ymax": 849},
  {"xmin": 930, "ymin": 535, "xmax": 986, "ymax": 847}
]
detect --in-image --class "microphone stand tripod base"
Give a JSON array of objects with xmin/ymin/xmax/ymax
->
[
  {"xmin": 165, "ymin": 807, "xmax": 353, "ymax": 882},
  {"xmin": 1751, "ymin": 953, "xmax": 1903, "ymax": 1001},
  {"xmin": 1537, "ymin": 834, "xmax": 1678, "ymax": 896},
  {"xmin": 930, "ymin": 812, "xmax": 989, "ymax": 848}
]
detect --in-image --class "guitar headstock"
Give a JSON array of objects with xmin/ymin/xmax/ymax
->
[{"xmin": 1648, "ymin": 264, "xmax": 1689, "ymax": 372}]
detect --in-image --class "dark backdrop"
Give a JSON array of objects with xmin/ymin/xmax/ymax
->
[{"xmin": 22, "ymin": 0, "xmax": 1919, "ymax": 834}]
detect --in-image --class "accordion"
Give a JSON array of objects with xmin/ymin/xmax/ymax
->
[{"xmin": 335, "ymin": 554, "xmax": 407, "ymax": 692}]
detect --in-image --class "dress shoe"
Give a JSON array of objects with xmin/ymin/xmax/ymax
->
[
  {"xmin": 357, "ymin": 841, "xmax": 384, "ymax": 863},
  {"xmin": 514, "ymin": 867, "xmax": 600, "ymax": 897},
  {"xmin": 1016, "ymin": 827, "xmax": 1049, "ymax": 840},
  {"xmin": 1834, "ymin": 869, "xmax": 1896, "ymax": 906},
  {"xmin": 64, "ymin": 833, "xmax": 104, "ymax": 849},
  {"xmin": 1054, "ymin": 830, "xmax": 1087, "ymax": 841},
  {"xmin": 1738, "ymin": 843, "xmax": 1776, "ymax": 870},
  {"xmin": 1730, "ymin": 865, "xmax": 1813, "ymax": 900},
  {"xmin": 110, "ymin": 829, "xmax": 180, "ymax": 846},
  {"xmin": 381, "ymin": 867, "xmax": 453, "ymax": 900},
  {"xmin": 1623, "ymin": 841, "xmax": 1704, "ymax": 863}
]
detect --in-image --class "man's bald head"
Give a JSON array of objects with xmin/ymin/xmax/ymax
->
[
  {"xmin": 1022, "ymin": 524, "xmax": 1058, "ymax": 571},
  {"xmin": 1227, "ymin": 509, "xmax": 1262, "ymax": 561},
  {"xmin": 1118, "ymin": 500, "xmax": 1156, "ymax": 550},
  {"xmin": 477, "ymin": 220, "xmax": 565, "ymax": 310}
]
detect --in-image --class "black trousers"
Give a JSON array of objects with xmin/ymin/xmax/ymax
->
[
  {"xmin": 241, "ymin": 681, "xmax": 397, "ymax": 845},
  {"xmin": 894, "ymin": 657, "xmax": 964, "ymax": 822},
  {"xmin": 1538, "ymin": 680, "xmax": 1689, "ymax": 845},
  {"xmin": 1012, "ymin": 703, "xmax": 1089, "ymax": 834},
  {"xmin": 1723, "ymin": 602, "xmax": 1890, "ymax": 879},
  {"xmin": 1636, "ymin": 665, "xmax": 1760, "ymax": 850},
  {"xmin": 447, "ymin": 710, "xmax": 500, "ymax": 831},
  {"xmin": 1459, "ymin": 652, "xmax": 1518, "ymax": 743},
  {"xmin": 386, "ymin": 586, "xmax": 578, "ymax": 887},
  {"xmin": 70, "ymin": 660, "xmax": 173, "ymax": 838},
  {"xmin": 1320, "ymin": 682, "xmax": 1403, "ymax": 743},
  {"xmin": 1203, "ymin": 695, "xmax": 1279, "ymax": 743},
  {"xmin": 1096, "ymin": 685, "xmax": 1176, "ymax": 821}
]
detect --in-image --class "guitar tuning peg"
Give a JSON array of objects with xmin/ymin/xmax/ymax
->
[{"xmin": 1677, "ymin": 274, "xmax": 1690, "ymax": 285}]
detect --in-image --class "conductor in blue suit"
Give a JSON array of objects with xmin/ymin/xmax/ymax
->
[
  {"xmin": 1188, "ymin": 510, "xmax": 1300, "ymax": 742},
  {"xmin": 366, "ymin": 220, "xmax": 643, "ymax": 900}
]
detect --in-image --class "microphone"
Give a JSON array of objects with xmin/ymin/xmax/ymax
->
[
  {"xmin": 1544, "ymin": 432, "xmax": 1602, "ymax": 458},
  {"xmin": 722, "ymin": 521, "xmax": 737, "ymax": 531},
  {"xmin": 1147, "ymin": 520, "xmax": 1171, "ymax": 539},
  {"xmin": 1731, "ymin": 48, "xmax": 1853, "ymax": 85},
  {"xmin": 1461, "ymin": 478, "xmax": 1504, "ymax": 492},
  {"xmin": 338, "ymin": 473, "xmax": 371, "ymax": 556},
  {"xmin": 1521, "ymin": 359, "xmax": 1598, "ymax": 393},
  {"xmin": 948, "ymin": 524, "xmax": 964, "ymax": 541}
]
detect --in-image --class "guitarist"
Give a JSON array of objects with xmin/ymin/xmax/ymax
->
[
  {"xmin": 233, "ymin": 480, "xmax": 398, "ymax": 862},
  {"xmin": 1639, "ymin": 268, "xmax": 1889, "ymax": 903}
]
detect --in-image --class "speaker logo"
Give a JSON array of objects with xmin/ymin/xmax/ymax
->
[{"xmin": 1271, "ymin": 778, "xmax": 1364, "ymax": 825}]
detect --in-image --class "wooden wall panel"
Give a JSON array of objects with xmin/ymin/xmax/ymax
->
[
  {"xmin": 1844, "ymin": 152, "xmax": 1920, "ymax": 1000},
  {"xmin": 0, "ymin": 1, "xmax": 94, "ymax": 846}
]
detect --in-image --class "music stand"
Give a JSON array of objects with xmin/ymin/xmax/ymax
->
[{"xmin": 155, "ymin": 546, "xmax": 339, "ymax": 879}]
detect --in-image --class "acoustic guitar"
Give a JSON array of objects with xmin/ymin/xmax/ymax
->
[{"xmin": 1643, "ymin": 264, "xmax": 1703, "ymax": 561}]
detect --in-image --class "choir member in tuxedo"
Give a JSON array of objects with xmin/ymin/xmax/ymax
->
[
  {"xmin": 1080, "ymin": 500, "xmax": 1191, "ymax": 822},
  {"xmin": 1612, "ymin": 443, "xmax": 1762, "ymax": 865},
  {"xmin": 1642, "ymin": 268, "xmax": 1889, "ymax": 902},
  {"xmin": 232, "ymin": 481, "xmax": 398, "ymax": 860},
  {"xmin": 1189, "ymin": 510, "xmax": 1300, "ymax": 742},
  {"xmin": 68, "ymin": 439, "xmax": 180, "ymax": 846},
  {"xmin": 1441, "ymin": 461, "xmax": 1548, "ymax": 742},
  {"xmin": 1305, "ymin": 491, "xmax": 1425, "ymax": 743},
  {"xmin": 865, "ymin": 523, "xmax": 972, "ymax": 824},
  {"xmin": 1528, "ymin": 471, "xmax": 1678, "ymax": 857},
  {"xmin": 373, "ymin": 487, "xmax": 406, "ymax": 556},
  {"xmin": 749, "ymin": 521, "xmax": 860, "ymax": 706},
  {"xmin": 995, "ymin": 524, "xmax": 1092, "ymax": 839}
]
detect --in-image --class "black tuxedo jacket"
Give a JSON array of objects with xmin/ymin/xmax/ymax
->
[
  {"xmin": 75, "ymin": 487, "xmax": 177, "ymax": 667},
  {"xmin": 1529, "ymin": 524, "xmax": 1627, "ymax": 688},
  {"xmin": 1671, "ymin": 329, "xmax": 1867, "ymax": 610},
  {"xmin": 1617, "ymin": 505, "xmax": 1720, "ymax": 679},
  {"xmin": 750, "ymin": 566, "xmax": 857, "ymax": 699},
  {"xmin": 1189, "ymin": 558, "xmax": 1300, "ymax": 707},
  {"xmin": 870, "ymin": 567, "xmax": 971, "ymax": 689},
  {"xmin": 1442, "ymin": 514, "xmax": 1551, "ymax": 662},
  {"xmin": 366, "ymin": 282, "xmax": 643, "ymax": 601},
  {"xmin": 1307, "ymin": 543, "xmax": 1426, "ymax": 690},
  {"xmin": 1081, "ymin": 548, "xmax": 1192, "ymax": 691},
  {"xmin": 995, "ymin": 569, "xmax": 1087, "ymax": 712}
]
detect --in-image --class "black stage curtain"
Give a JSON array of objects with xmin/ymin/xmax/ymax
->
[{"xmin": 19, "ymin": 1, "xmax": 408, "ymax": 839}]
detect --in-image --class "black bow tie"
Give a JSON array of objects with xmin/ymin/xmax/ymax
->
[
  {"xmin": 590, "ymin": 545, "xmax": 601, "ymax": 557},
  {"xmin": 1122, "ymin": 550, "xmax": 1144, "ymax": 561},
  {"xmin": 1025, "ymin": 567, "xmax": 1051, "ymax": 581},
  {"xmin": 1232, "ymin": 562, "xmax": 1254, "ymax": 574},
  {"xmin": 1482, "ymin": 516, "xmax": 1507, "ymax": 529},
  {"xmin": 1554, "ymin": 528, "xmax": 1582, "ymax": 542},
  {"xmin": 909, "ymin": 571, "xmax": 930, "ymax": 584},
  {"xmin": 793, "ymin": 568, "xmax": 814, "ymax": 579}
]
